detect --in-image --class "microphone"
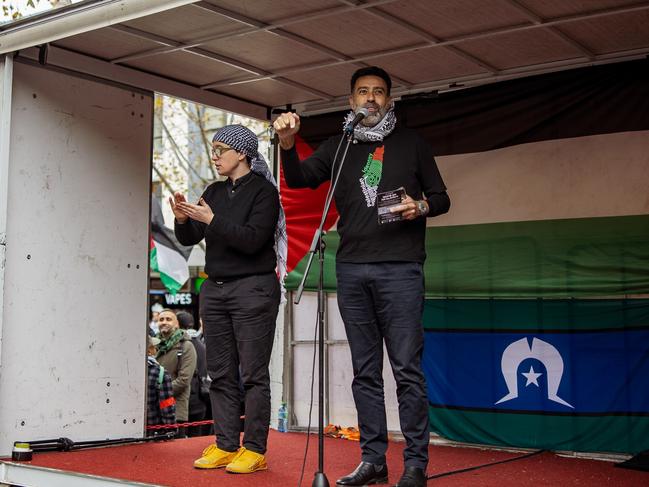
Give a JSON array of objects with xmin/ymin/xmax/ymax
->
[{"xmin": 344, "ymin": 107, "xmax": 370, "ymax": 133}]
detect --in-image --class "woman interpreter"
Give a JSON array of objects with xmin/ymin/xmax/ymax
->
[{"xmin": 170, "ymin": 125, "xmax": 287, "ymax": 474}]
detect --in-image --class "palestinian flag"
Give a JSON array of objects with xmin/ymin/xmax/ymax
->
[
  {"xmin": 281, "ymin": 59, "xmax": 649, "ymax": 454},
  {"xmin": 279, "ymin": 134, "xmax": 339, "ymax": 285},
  {"xmin": 150, "ymin": 195, "xmax": 192, "ymax": 294}
]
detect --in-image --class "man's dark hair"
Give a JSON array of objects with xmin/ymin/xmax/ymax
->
[
  {"xmin": 176, "ymin": 310, "xmax": 195, "ymax": 330},
  {"xmin": 350, "ymin": 66, "xmax": 392, "ymax": 95}
]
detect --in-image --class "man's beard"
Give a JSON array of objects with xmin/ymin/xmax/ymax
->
[{"xmin": 359, "ymin": 104, "xmax": 389, "ymax": 127}]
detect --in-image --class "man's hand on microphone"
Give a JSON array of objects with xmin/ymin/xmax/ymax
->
[{"xmin": 273, "ymin": 112, "xmax": 300, "ymax": 150}]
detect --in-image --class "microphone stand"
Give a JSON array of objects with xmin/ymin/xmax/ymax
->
[{"xmin": 295, "ymin": 126, "xmax": 357, "ymax": 487}]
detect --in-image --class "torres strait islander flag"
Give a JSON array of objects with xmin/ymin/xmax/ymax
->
[
  {"xmin": 285, "ymin": 60, "xmax": 649, "ymax": 454},
  {"xmin": 422, "ymin": 299, "xmax": 649, "ymax": 453}
]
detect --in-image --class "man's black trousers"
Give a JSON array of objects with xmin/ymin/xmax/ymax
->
[{"xmin": 336, "ymin": 261, "xmax": 430, "ymax": 470}]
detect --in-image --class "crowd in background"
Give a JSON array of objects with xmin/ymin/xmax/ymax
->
[{"xmin": 146, "ymin": 306, "xmax": 212, "ymax": 438}]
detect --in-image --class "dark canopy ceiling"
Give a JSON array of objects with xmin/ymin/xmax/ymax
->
[{"xmin": 29, "ymin": 0, "xmax": 649, "ymax": 114}]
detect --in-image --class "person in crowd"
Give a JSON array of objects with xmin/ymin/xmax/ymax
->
[
  {"xmin": 273, "ymin": 66, "xmax": 450, "ymax": 487},
  {"xmin": 171, "ymin": 124, "xmax": 285, "ymax": 474},
  {"xmin": 149, "ymin": 302, "xmax": 163, "ymax": 336},
  {"xmin": 177, "ymin": 310, "xmax": 211, "ymax": 437},
  {"xmin": 156, "ymin": 308, "xmax": 197, "ymax": 438},
  {"xmin": 146, "ymin": 335, "xmax": 176, "ymax": 435},
  {"xmin": 177, "ymin": 310, "xmax": 200, "ymax": 338}
]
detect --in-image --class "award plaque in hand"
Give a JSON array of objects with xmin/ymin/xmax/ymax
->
[{"xmin": 377, "ymin": 187, "xmax": 406, "ymax": 225}]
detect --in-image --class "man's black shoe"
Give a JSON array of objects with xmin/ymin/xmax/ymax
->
[
  {"xmin": 336, "ymin": 462, "xmax": 389, "ymax": 485},
  {"xmin": 394, "ymin": 466, "xmax": 426, "ymax": 487}
]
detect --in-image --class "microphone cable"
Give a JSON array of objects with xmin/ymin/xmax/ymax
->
[
  {"xmin": 426, "ymin": 448, "xmax": 545, "ymax": 481},
  {"xmin": 294, "ymin": 122, "xmax": 363, "ymax": 487}
]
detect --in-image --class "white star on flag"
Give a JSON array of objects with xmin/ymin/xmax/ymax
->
[{"xmin": 522, "ymin": 366, "xmax": 542, "ymax": 387}]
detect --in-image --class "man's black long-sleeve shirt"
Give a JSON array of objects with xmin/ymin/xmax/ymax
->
[
  {"xmin": 174, "ymin": 171, "xmax": 279, "ymax": 281},
  {"xmin": 281, "ymin": 127, "xmax": 450, "ymax": 264}
]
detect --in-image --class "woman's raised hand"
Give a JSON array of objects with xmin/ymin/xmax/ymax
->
[{"xmin": 169, "ymin": 191, "xmax": 189, "ymax": 223}]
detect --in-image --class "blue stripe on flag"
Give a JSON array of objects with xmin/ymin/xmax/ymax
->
[{"xmin": 423, "ymin": 329, "xmax": 649, "ymax": 414}]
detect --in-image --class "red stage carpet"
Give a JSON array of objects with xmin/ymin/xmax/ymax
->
[{"xmin": 12, "ymin": 431, "xmax": 648, "ymax": 486}]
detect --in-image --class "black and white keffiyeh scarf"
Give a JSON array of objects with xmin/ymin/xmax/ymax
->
[
  {"xmin": 343, "ymin": 105, "xmax": 397, "ymax": 142},
  {"xmin": 250, "ymin": 155, "xmax": 288, "ymax": 304}
]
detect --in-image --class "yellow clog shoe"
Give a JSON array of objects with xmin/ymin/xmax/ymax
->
[
  {"xmin": 193, "ymin": 444, "xmax": 238, "ymax": 469},
  {"xmin": 225, "ymin": 447, "xmax": 268, "ymax": 474}
]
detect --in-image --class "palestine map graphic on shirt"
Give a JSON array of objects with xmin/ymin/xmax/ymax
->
[{"xmin": 360, "ymin": 146, "xmax": 384, "ymax": 207}]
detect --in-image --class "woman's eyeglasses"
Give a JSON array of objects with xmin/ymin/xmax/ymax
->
[{"xmin": 211, "ymin": 146, "xmax": 235, "ymax": 158}]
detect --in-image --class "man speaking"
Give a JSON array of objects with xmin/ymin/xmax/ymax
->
[{"xmin": 274, "ymin": 66, "xmax": 450, "ymax": 487}]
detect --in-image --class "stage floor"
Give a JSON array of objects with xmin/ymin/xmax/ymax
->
[{"xmin": 3, "ymin": 431, "xmax": 647, "ymax": 486}]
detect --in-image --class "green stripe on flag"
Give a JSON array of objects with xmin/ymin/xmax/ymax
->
[
  {"xmin": 423, "ymin": 299, "xmax": 649, "ymax": 332},
  {"xmin": 424, "ymin": 214, "xmax": 649, "ymax": 298},
  {"xmin": 428, "ymin": 407, "xmax": 649, "ymax": 454},
  {"xmin": 285, "ymin": 215, "xmax": 649, "ymax": 298},
  {"xmin": 285, "ymin": 232, "xmax": 339, "ymax": 292}
]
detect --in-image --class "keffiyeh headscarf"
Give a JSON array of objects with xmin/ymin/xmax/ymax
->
[
  {"xmin": 212, "ymin": 125, "xmax": 288, "ymax": 303},
  {"xmin": 343, "ymin": 104, "xmax": 397, "ymax": 142}
]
